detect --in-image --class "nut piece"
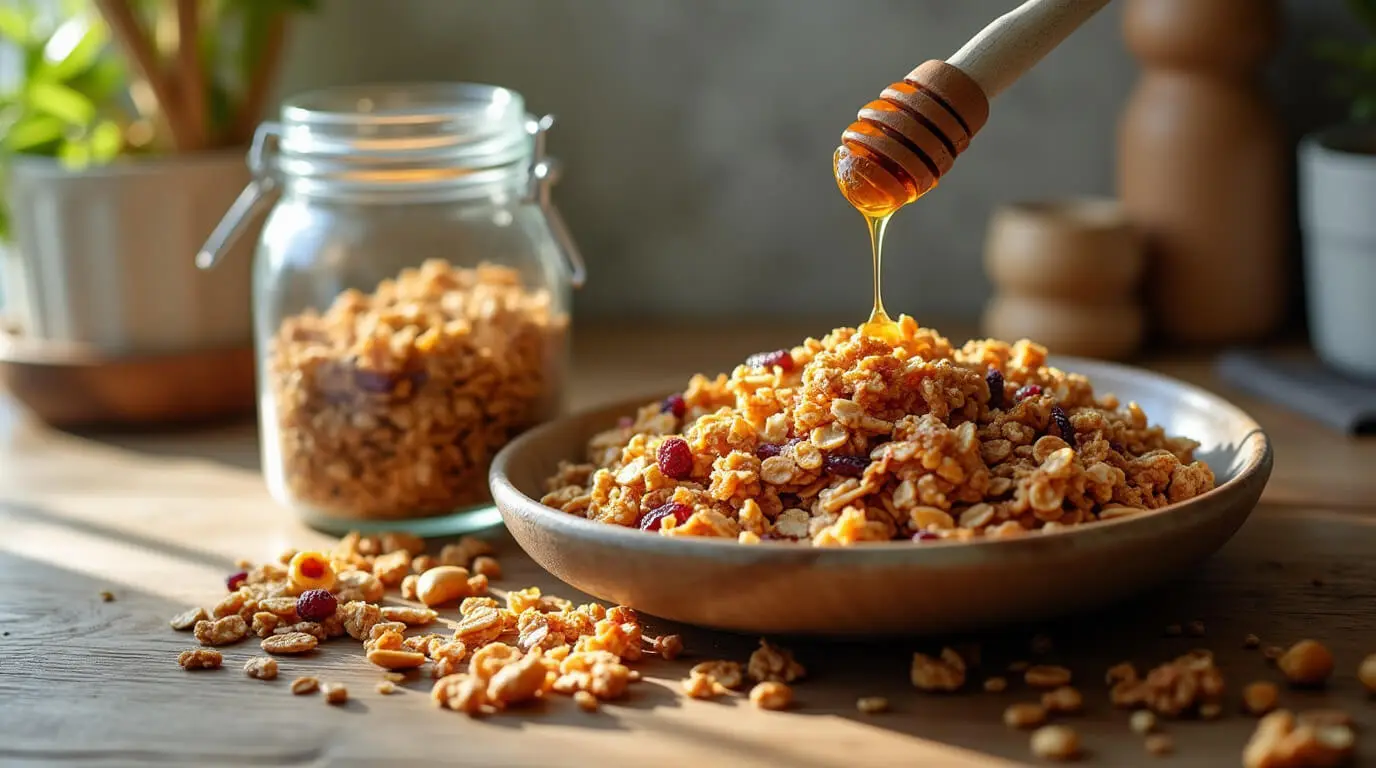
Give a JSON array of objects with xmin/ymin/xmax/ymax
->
[
  {"xmin": 1041, "ymin": 686, "xmax": 1083, "ymax": 715},
  {"xmin": 322, "ymin": 683, "xmax": 348, "ymax": 705},
  {"xmin": 243, "ymin": 656, "xmax": 279, "ymax": 680},
  {"xmin": 1242, "ymin": 681, "xmax": 1279, "ymax": 716},
  {"xmin": 682, "ymin": 674, "xmax": 717, "ymax": 699},
  {"xmin": 1025, "ymin": 665, "xmax": 1073, "ymax": 689},
  {"xmin": 1106, "ymin": 662, "xmax": 1138, "ymax": 686},
  {"xmin": 911, "ymin": 648, "xmax": 966, "ymax": 692},
  {"xmin": 471, "ymin": 556, "xmax": 502, "ymax": 580},
  {"xmin": 376, "ymin": 680, "xmax": 397, "ymax": 695},
  {"xmin": 194, "ymin": 615, "xmax": 249, "ymax": 647},
  {"xmin": 1357, "ymin": 653, "xmax": 1376, "ymax": 693},
  {"xmin": 260, "ymin": 631, "xmax": 319, "ymax": 655},
  {"xmin": 1144, "ymin": 734, "xmax": 1174, "ymax": 756},
  {"xmin": 1244, "ymin": 634, "xmax": 1261, "ymax": 649},
  {"xmin": 1263, "ymin": 645, "xmax": 1284, "ymax": 663},
  {"xmin": 1277, "ymin": 640, "xmax": 1334, "ymax": 686},
  {"xmin": 747, "ymin": 638, "xmax": 805, "ymax": 684},
  {"xmin": 367, "ymin": 648, "xmax": 428, "ymax": 670},
  {"xmin": 400, "ymin": 574, "xmax": 420, "ymax": 601},
  {"xmin": 983, "ymin": 676, "xmax": 1008, "ymax": 693},
  {"xmin": 169, "ymin": 606, "xmax": 209, "ymax": 631},
  {"xmin": 1004, "ymin": 702, "xmax": 1048, "ymax": 729},
  {"xmin": 856, "ymin": 697, "xmax": 889, "ymax": 714},
  {"xmin": 574, "ymin": 690, "xmax": 599, "ymax": 712},
  {"xmin": 653, "ymin": 634, "xmax": 684, "ymax": 661},
  {"xmin": 290, "ymin": 676, "xmax": 320, "ymax": 695},
  {"xmin": 1242, "ymin": 709, "xmax": 1356, "ymax": 768},
  {"xmin": 432, "ymin": 673, "xmax": 490, "ymax": 716},
  {"xmin": 690, "ymin": 660, "xmax": 743, "ymax": 691},
  {"xmin": 416, "ymin": 565, "xmax": 472, "ymax": 607},
  {"xmin": 177, "ymin": 648, "xmax": 223, "ymax": 670},
  {"xmin": 1029, "ymin": 725, "xmax": 1080, "ymax": 761},
  {"xmin": 748, "ymin": 681, "xmax": 793, "ymax": 710},
  {"xmin": 339, "ymin": 601, "xmax": 382, "ymax": 641},
  {"xmin": 1129, "ymin": 710, "xmax": 1157, "ymax": 735}
]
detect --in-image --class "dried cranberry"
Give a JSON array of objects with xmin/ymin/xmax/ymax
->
[
  {"xmin": 824, "ymin": 454, "xmax": 869, "ymax": 477},
  {"xmin": 1015, "ymin": 384, "xmax": 1043, "ymax": 401},
  {"xmin": 656, "ymin": 437, "xmax": 693, "ymax": 480},
  {"xmin": 1109, "ymin": 441, "xmax": 1126, "ymax": 454},
  {"xmin": 639, "ymin": 501, "xmax": 693, "ymax": 531},
  {"xmin": 745, "ymin": 349, "xmax": 795, "ymax": 372},
  {"xmin": 912, "ymin": 531, "xmax": 941, "ymax": 542},
  {"xmin": 1050, "ymin": 405, "xmax": 1076, "ymax": 448},
  {"xmin": 226, "ymin": 571, "xmax": 248, "ymax": 592},
  {"xmin": 986, "ymin": 368, "xmax": 1005, "ymax": 409},
  {"xmin": 295, "ymin": 588, "xmax": 338, "ymax": 622},
  {"xmin": 661, "ymin": 394, "xmax": 687, "ymax": 419},
  {"xmin": 755, "ymin": 437, "xmax": 801, "ymax": 460}
]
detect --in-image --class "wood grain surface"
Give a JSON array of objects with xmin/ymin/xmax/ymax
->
[{"xmin": 2, "ymin": 322, "xmax": 1374, "ymax": 767}]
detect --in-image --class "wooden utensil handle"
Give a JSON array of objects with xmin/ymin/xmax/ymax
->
[{"xmin": 947, "ymin": 0, "xmax": 1111, "ymax": 99}]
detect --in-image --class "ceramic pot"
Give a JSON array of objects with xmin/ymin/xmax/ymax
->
[
  {"xmin": 982, "ymin": 198, "xmax": 1145, "ymax": 360},
  {"xmin": 1299, "ymin": 126, "xmax": 1376, "ymax": 380},
  {"xmin": 1, "ymin": 151, "xmax": 258, "ymax": 356}
]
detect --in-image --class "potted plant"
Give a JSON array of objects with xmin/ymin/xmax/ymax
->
[
  {"xmin": 0, "ymin": 0, "xmax": 313, "ymax": 357},
  {"xmin": 1301, "ymin": 0, "xmax": 1376, "ymax": 379}
]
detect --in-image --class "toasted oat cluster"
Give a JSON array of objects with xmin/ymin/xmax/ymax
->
[
  {"xmin": 268, "ymin": 260, "xmax": 567, "ymax": 520},
  {"xmin": 168, "ymin": 531, "xmax": 684, "ymax": 717},
  {"xmin": 541, "ymin": 316, "xmax": 1215, "ymax": 544}
]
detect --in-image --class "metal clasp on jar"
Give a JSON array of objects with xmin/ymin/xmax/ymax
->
[{"xmin": 195, "ymin": 114, "xmax": 587, "ymax": 289}]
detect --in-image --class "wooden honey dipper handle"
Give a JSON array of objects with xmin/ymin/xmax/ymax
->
[
  {"xmin": 836, "ymin": 0, "xmax": 1111, "ymax": 215},
  {"xmin": 948, "ymin": 0, "xmax": 1112, "ymax": 100}
]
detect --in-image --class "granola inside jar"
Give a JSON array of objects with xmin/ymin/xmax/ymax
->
[{"xmin": 202, "ymin": 83, "xmax": 582, "ymax": 534}]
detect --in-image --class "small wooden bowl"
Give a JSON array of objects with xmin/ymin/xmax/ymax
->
[
  {"xmin": 490, "ymin": 358, "xmax": 1272, "ymax": 636},
  {"xmin": 984, "ymin": 197, "xmax": 1144, "ymax": 299}
]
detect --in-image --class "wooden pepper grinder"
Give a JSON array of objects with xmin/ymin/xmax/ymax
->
[{"xmin": 1118, "ymin": 0, "xmax": 1287, "ymax": 345}]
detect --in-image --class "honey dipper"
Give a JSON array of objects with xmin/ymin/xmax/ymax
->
[{"xmin": 836, "ymin": 0, "xmax": 1112, "ymax": 217}]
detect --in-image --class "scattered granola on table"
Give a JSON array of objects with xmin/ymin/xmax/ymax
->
[
  {"xmin": 267, "ymin": 260, "xmax": 567, "ymax": 521},
  {"xmin": 540, "ymin": 317, "xmax": 1215, "ymax": 544}
]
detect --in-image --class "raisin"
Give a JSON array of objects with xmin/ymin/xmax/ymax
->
[
  {"xmin": 986, "ymin": 368, "xmax": 1005, "ymax": 409},
  {"xmin": 661, "ymin": 394, "xmax": 687, "ymax": 419},
  {"xmin": 656, "ymin": 437, "xmax": 693, "ymax": 480},
  {"xmin": 824, "ymin": 454, "xmax": 869, "ymax": 477},
  {"xmin": 1050, "ymin": 405, "xmax": 1076, "ymax": 448},
  {"xmin": 639, "ymin": 502, "xmax": 693, "ymax": 531},
  {"xmin": 1016, "ymin": 384, "xmax": 1043, "ymax": 401},
  {"xmin": 295, "ymin": 589, "xmax": 338, "ymax": 622},
  {"xmin": 226, "ymin": 571, "xmax": 248, "ymax": 592},
  {"xmin": 755, "ymin": 437, "xmax": 800, "ymax": 460},
  {"xmin": 745, "ymin": 349, "xmax": 795, "ymax": 372}
]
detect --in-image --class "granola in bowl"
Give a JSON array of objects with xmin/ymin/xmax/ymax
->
[{"xmin": 540, "ymin": 316, "xmax": 1215, "ymax": 545}]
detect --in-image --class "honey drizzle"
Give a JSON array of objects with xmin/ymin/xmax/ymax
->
[{"xmin": 857, "ymin": 212, "xmax": 901, "ymax": 342}]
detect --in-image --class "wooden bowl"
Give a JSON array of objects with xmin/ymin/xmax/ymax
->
[{"xmin": 490, "ymin": 357, "xmax": 1272, "ymax": 636}]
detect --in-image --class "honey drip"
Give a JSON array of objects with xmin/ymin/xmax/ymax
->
[{"xmin": 834, "ymin": 143, "xmax": 933, "ymax": 342}]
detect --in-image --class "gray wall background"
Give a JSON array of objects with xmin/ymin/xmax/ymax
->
[{"xmin": 277, "ymin": 0, "xmax": 1358, "ymax": 323}]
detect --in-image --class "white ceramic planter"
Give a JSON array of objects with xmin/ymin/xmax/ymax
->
[
  {"xmin": 1, "ymin": 151, "xmax": 258, "ymax": 356},
  {"xmin": 1300, "ymin": 126, "xmax": 1376, "ymax": 380}
]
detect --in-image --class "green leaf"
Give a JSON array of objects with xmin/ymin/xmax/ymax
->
[
  {"xmin": 66, "ymin": 57, "xmax": 125, "ymax": 104},
  {"xmin": 0, "ymin": 6, "xmax": 31, "ymax": 43},
  {"xmin": 87, "ymin": 119, "xmax": 123, "ymax": 162},
  {"xmin": 25, "ymin": 80, "xmax": 95, "ymax": 126},
  {"xmin": 40, "ymin": 15, "xmax": 109, "ymax": 83},
  {"xmin": 3, "ymin": 113, "xmax": 64, "ymax": 152},
  {"xmin": 57, "ymin": 136, "xmax": 90, "ymax": 168}
]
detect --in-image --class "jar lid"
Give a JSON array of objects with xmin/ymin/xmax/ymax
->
[{"xmin": 273, "ymin": 82, "xmax": 534, "ymax": 187}]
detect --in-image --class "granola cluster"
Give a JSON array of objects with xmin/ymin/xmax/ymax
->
[
  {"xmin": 169, "ymin": 531, "xmax": 680, "ymax": 716},
  {"xmin": 268, "ymin": 260, "xmax": 567, "ymax": 520},
  {"xmin": 542, "ymin": 316, "xmax": 1215, "ymax": 544}
]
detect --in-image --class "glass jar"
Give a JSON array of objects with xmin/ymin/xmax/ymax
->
[{"xmin": 199, "ymin": 83, "xmax": 584, "ymax": 536}]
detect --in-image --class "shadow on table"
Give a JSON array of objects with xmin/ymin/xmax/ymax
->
[{"xmin": 68, "ymin": 418, "xmax": 264, "ymax": 473}]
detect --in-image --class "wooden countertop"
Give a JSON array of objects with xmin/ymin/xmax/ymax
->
[{"xmin": 3, "ymin": 322, "xmax": 1375, "ymax": 767}]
